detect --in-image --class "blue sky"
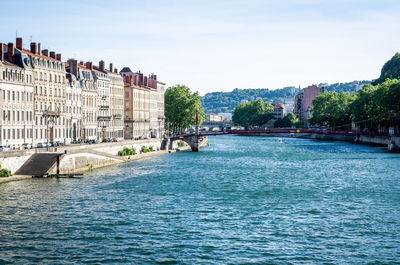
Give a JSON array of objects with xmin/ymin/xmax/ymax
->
[{"xmin": 1, "ymin": 0, "xmax": 400, "ymax": 94}]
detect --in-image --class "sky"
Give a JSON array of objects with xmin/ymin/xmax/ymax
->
[{"xmin": 1, "ymin": 0, "xmax": 400, "ymax": 95}]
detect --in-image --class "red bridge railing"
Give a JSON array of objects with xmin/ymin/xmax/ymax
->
[{"xmin": 197, "ymin": 128, "xmax": 388, "ymax": 137}]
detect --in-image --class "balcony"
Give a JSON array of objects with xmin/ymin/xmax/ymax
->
[
  {"xmin": 113, "ymin": 114, "xmax": 122, "ymax": 119},
  {"xmin": 98, "ymin": 116, "xmax": 112, "ymax": 121},
  {"xmin": 99, "ymin": 105, "xmax": 110, "ymax": 110}
]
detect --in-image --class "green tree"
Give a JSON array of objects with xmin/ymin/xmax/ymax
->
[
  {"xmin": 372, "ymin": 52, "xmax": 400, "ymax": 85},
  {"xmin": 165, "ymin": 85, "xmax": 204, "ymax": 135},
  {"xmin": 274, "ymin": 113, "xmax": 300, "ymax": 128},
  {"xmin": 350, "ymin": 78, "xmax": 400, "ymax": 131},
  {"xmin": 232, "ymin": 99, "xmax": 273, "ymax": 127},
  {"xmin": 309, "ymin": 92, "xmax": 354, "ymax": 128}
]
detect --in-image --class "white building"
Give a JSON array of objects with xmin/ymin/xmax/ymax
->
[{"xmin": 0, "ymin": 42, "xmax": 34, "ymax": 149}]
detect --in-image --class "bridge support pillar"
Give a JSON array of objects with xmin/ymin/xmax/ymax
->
[
  {"xmin": 191, "ymin": 138, "xmax": 200, "ymax": 152},
  {"xmin": 388, "ymin": 136, "xmax": 398, "ymax": 153}
]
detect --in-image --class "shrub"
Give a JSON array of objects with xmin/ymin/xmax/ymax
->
[
  {"xmin": 141, "ymin": 146, "xmax": 154, "ymax": 153},
  {"xmin": 0, "ymin": 168, "xmax": 11, "ymax": 177},
  {"xmin": 178, "ymin": 141, "xmax": 185, "ymax": 147},
  {"xmin": 118, "ymin": 147, "xmax": 137, "ymax": 156},
  {"xmin": 86, "ymin": 163, "xmax": 93, "ymax": 171}
]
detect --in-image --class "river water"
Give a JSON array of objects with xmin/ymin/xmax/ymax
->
[{"xmin": 0, "ymin": 136, "xmax": 400, "ymax": 264}]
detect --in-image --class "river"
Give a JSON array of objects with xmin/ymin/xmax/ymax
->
[{"xmin": 1, "ymin": 136, "xmax": 400, "ymax": 264}]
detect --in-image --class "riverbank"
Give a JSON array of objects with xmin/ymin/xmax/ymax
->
[
  {"xmin": 0, "ymin": 137, "xmax": 208, "ymax": 184},
  {"xmin": 242, "ymin": 132, "xmax": 399, "ymax": 152}
]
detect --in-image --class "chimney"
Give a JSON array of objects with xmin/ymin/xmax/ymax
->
[
  {"xmin": 7, "ymin": 42, "xmax": 14, "ymax": 62},
  {"xmin": 129, "ymin": 76, "xmax": 133, "ymax": 87},
  {"xmin": 68, "ymin": 59, "xmax": 78, "ymax": 77},
  {"xmin": 0, "ymin": 43, "xmax": 4, "ymax": 61},
  {"xmin": 114, "ymin": 68, "xmax": 118, "ymax": 74},
  {"xmin": 42, "ymin": 49, "xmax": 49, "ymax": 56},
  {"xmin": 109, "ymin": 63, "xmax": 113, "ymax": 72},
  {"xmin": 16, "ymin": 37, "xmax": 23, "ymax": 50},
  {"xmin": 99, "ymin": 60, "xmax": 105, "ymax": 71},
  {"xmin": 30, "ymin": 42, "xmax": 37, "ymax": 54},
  {"xmin": 86, "ymin": 61, "xmax": 93, "ymax": 70},
  {"xmin": 38, "ymin": 43, "xmax": 41, "ymax": 55},
  {"xmin": 56, "ymin": 53, "xmax": 62, "ymax": 61},
  {"xmin": 49, "ymin": 51, "xmax": 56, "ymax": 59},
  {"xmin": 79, "ymin": 61, "xmax": 84, "ymax": 66}
]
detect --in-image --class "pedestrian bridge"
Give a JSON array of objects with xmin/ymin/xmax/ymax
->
[{"xmin": 198, "ymin": 128, "xmax": 388, "ymax": 137}]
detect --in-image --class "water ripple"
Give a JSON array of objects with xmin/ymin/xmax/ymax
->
[{"xmin": 0, "ymin": 136, "xmax": 399, "ymax": 264}]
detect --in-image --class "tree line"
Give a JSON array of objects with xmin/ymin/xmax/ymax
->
[{"xmin": 309, "ymin": 78, "xmax": 400, "ymax": 132}]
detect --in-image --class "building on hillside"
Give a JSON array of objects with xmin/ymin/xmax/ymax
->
[
  {"xmin": 106, "ymin": 63, "xmax": 124, "ymax": 140},
  {"xmin": 65, "ymin": 72, "xmax": 82, "ymax": 142},
  {"xmin": 16, "ymin": 38, "xmax": 67, "ymax": 145},
  {"xmin": 0, "ymin": 42, "xmax": 35, "ymax": 149},
  {"xmin": 294, "ymin": 84, "xmax": 324, "ymax": 124},
  {"xmin": 121, "ymin": 67, "xmax": 163, "ymax": 140},
  {"xmin": 205, "ymin": 113, "xmax": 223, "ymax": 122},
  {"xmin": 218, "ymin": 113, "xmax": 233, "ymax": 121},
  {"xmin": 272, "ymin": 103, "xmax": 286, "ymax": 120}
]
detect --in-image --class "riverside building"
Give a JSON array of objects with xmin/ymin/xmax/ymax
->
[
  {"xmin": 294, "ymin": 85, "xmax": 324, "ymax": 124},
  {"xmin": 65, "ymin": 72, "xmax": 82, "ymax": 142},
  {"xmin": 66, "ymin": 60, "xmax": 98, "ymax": 141},
  {"xmin": 0, "ymin": 42, "xmax": 34, "ymax": 149},
  {"xmin": 121, "ymin": 67, "xmax": 164, "ymax": 140},
  {"xmin": 106, "ymin": 63, "xmax": 124, "ymax": 140},
  {"xmin": 17, "ymin": 38, "xmax": 67, "ymax": 145}
]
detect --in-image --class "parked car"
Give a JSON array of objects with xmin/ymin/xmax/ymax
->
[
  {"xmin": 86, "ymin": 139, "xmax": 98, "ymax": 144},
  {"xmin": 0, "ymin": 145, "xmax": 10, "ymax": 151},
  {"xmin": 112, "ymin": 138, "xmax": 118, "ymax": 142},
  {"xmin": 54, "ymin": 141, "xmax": 64, "ymax": 146},
  {"xmin": 22, "ymin": 143, "xmax": 32, "ymax": 149}
]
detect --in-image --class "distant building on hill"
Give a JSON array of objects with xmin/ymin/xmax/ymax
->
[
  {"xmin": 205, "ymin": 113, "xmax": 223, "ymax": 122},
  {"xmin": 294, "ymin": 85, "xmax": 324, "ymax": 124},
  {"xmin": 218, "ymin": 113, "xmax": 232, "ymax": 121}
]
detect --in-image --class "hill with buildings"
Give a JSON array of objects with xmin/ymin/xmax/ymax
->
[
  {"xmin": 202, "ymin": 81, "xmax": 371, "ymax": 114},
  {"xmin": 201, "ymin": 86, "xmax": 299, "ymax": 114}
]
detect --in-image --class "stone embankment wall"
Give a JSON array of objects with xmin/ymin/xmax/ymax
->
[
  {"xmin": 0, "ymin": 139, "xmax": 163, "ymax": 175},
  {"xmin": 0, "ymin": 150, "xmax": 33, "ymax": 173},
  {"xmin": 245, "ymin": 133, "xmax": 399, "ymax": 151},
  {"xmin": 55, "ymin": 139, "xmax": 163, "ymax": 173}
]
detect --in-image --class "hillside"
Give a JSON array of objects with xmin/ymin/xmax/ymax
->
[
  {"xmin": 319, "ymin": 80, "xmax": 371, "ymax": 93},
  {"xmin": 372, "ymin": 52, "xmax": 400, "ymax": 85},
  {"xmin": 201, "ymin": 87, "xmax": 298, "ymax": 114},
  {"xmin": 202, "ymin": 81, "xmax": 371, "ymax": 114}
]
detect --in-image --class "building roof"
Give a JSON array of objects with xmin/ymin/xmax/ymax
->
[
  {"xmin": 2, "ymin": 60, "xmax": 21, "ymax": 68},
  {"xmin": 21, "ymin": 48, "xmax": 60, "ymax": 62},
  {"xmin": 120, "ymin": 67, "xmax": 132, "ymax": 73}
]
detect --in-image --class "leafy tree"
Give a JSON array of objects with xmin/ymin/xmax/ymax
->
[
  {"xmin": 165, "ymin": 85, "xmax": 204, "ymax": 135},
  {"xmin": 350, "ymin": 78, "xmax": 400, "ymax": 131},
  {"xmin": 232, "ymin": 99, "xmax": 273, "ymax": 127},
  {"xmin": 274, "ymin": 113, "xmax": 300, "ymax": 128},
  {"xmin": 372, "ymin": 52, "xmax": 400, "ymax": 85},
  {"xmin": 308, "ymin": 92, "xmax": 354, "ymax": 128}
]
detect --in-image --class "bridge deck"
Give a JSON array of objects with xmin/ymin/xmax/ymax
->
[{"xmin": 197, "ymin": 128, "xmax": 388, "ymax": 137}]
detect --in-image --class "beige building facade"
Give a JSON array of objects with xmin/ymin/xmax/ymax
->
[{"xmin": 107, "ymin": 64, "xmax": 124, "ymax": 140}]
